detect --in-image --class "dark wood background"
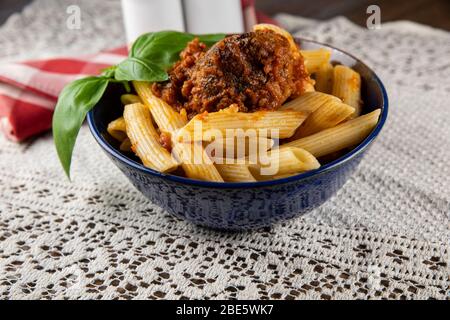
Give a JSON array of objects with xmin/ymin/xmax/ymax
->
[
  {"xmin": 1, "ymin": 0, "xmax": 449, "ymax": 30},
  {"xmin": 256, "ymin": 0, "xmax": 450, "ymax": 31}
]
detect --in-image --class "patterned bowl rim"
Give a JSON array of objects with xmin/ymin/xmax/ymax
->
[{"xmin": 87, "ymin": 37, "xmax": 389, "ymax": 189}]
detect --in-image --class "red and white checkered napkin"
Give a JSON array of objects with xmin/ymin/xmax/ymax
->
[
  {"xmin": 0, "ymin": 47, "xmax": 128, "ymax": 141},
  {"xmin": 0, "ymin": 0, "xmax": 276, "ymax": 141}
]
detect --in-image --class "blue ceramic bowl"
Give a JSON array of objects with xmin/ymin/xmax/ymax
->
[{"xmin": 87, "ymin": 38, "xmax": 388, "ymax": 230}]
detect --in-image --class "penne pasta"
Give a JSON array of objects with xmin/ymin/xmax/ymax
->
[
  {"xmin": 107, "ymin": 117, "xmax": 127, "ymax": 142},
  {"xmin": 179, "ymin": 109, "xmax": 308, "ymax": 141},
  {"xmin": 249, "ymin": 147, "xmax": 320, "ymax": 178},
  {"xmin": 123, "ymin": 103, "xmax": 178, "ymax": 172},
  {"xmin": 315, "ymin": 62, "xmax": 334, "ymax": 93},
  {"xmin": 133, "ymin": 81, "xmax": 186, "ymax": 132},
  {"xmin": 215, "ymin": 164, "xmax": 256, "ymax": 182},
  {"xmin": 281, "ymin": 109, "xmax": 381, "ymax": 157},
  {"xmin": 294, "ymin": 101, "xmax": 355, "ymax": 138},
  {"xmin": 108, "ymin": 97, "xmax": 143, "ymax": 143},
  {"xmin": 133, "ymin": 81, "xmax": 223, "ymax": 182},
  {"xmin": 171, "ymin": 142, "xmax": 224, "ymax": 181},
  {"xmin": 303, "ymin": 81, "xmax": 316, "ymax": 93},
  {"xmin": 205, "ymin": 136, "xmax": 274, "ymax": 160},
  {"xmin": 280, "ymin": 91, "xmax": 341, "ymax": 114},
  {"xmin": 301, "ymin": 49, "xmax": 332, "ymax": 74},
  {"xmin": 121, "ymin": 94, "xmax": 142, "ymax": 105},
  {"xmin": 119, "ymin": 138, "xmax": 132, "ymax": 152},
  {"xmin": 332, "ymin": 65, "xmax": 362, "ymax": 117}
]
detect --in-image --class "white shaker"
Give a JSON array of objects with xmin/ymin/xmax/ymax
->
[
  {"xmin": 121, "ymin": 0, "xmax": 185, "ymax": 43},
  {"xmin": 183, "ymin": 0, "xmax": 244, "ymax": 34}
]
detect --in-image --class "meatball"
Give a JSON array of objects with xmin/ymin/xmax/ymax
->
[
  {"xmin": 152, "ymin": 29, "xmax": 310, "ymax": 117},
  {"xmin": 151, "ymin": 38, "xmax": 207, "ymax": 112}
]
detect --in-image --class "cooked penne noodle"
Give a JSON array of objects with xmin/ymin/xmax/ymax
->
[
  {"xmin": 133, "ymin": 81, "xmax": 223, "ymax": 182},
  {"xmin": 280, "ymin": 91, "xmax": 340, "ymax": 114},
  {"xmin": 281, "ymin": 109, "xmax": 381, "ymax": 157},
  {"xmin": 294, "ymin": 101, "xmax": 355, "ymax": 138},
  {"xmin": 205, "ymin": 136, "xmax": 274, "ymax": 160},
  {"xmin": 133, "ymin": 81, "xmax": 186, "ymax": 132},
  {"xmin": 121, "ymin": 94, "xmax": 142, "ymax": 105},
  {"xmin": 108, "ymin": 96, "xmax": 143, "ymax": 143},
  {"xmin": 179, "ymin": 109, "xmax": 308, "ymax": 141},
  {"xmin": 332, "ymin": 65, "xmax": 362, "ymax": 117},
  {"xmin": 119, "ymin": 138, "xmax": 132, "ymax": 152},
  {"xmin": 172, "ymin": 142, "xmax": 224, "ymax": 181},
  {"xmin": 315, "ymin": 62, "xmax": 334, "ymax": 93},
  {"xmin": 249, "ymin": 147, "xmax": 320, "ymax": 177},
  {"xmin": 123, "ymin": 103, "xmax": 178, "ymax": 172},
  {"xmin": 303, "ymin": 81, "xmax": 316, "ymax": 92},
  {"xmin": 107, "ymin": 117, "xmax": 127, "ymax": 142},
  {"xmin": 215, "ymin": 164, "xmax": 256, "ymax": 182},
  {"xmin": 280, "ymin": 92, "xmax": 341, "ymax": 114},
  {"xmin": 301, "ymin": 49, "xmax": 332, "ymax": 74}
]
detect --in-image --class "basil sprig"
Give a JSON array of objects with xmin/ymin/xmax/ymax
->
[
  {"xmin": 115, "ymin": 31, "xmax": 225, "ymax": 81},
  {"xmin": 52, "ymin": 31, "xmax": 225, "ymax": 179}
]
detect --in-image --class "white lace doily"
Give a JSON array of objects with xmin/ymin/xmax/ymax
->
[{"xmin": 0, "ymin": 1, "xmax": 449, "ymax": 300}]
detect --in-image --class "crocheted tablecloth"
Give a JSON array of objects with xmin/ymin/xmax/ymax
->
[{"xmin": 0, "ymin": 0, "xmax": 448, "ymax": 299}]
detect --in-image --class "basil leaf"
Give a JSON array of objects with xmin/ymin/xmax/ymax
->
[
  {"xmin": 196, "ymin": 33, "xmax": 227, "ymax": 46},
  {"xmin": 131, "ymin": 31, "xmax": 225, "ymax": 70},
  {"xmin": 53, "ymin": 77, "xmax": 109, "ymax": 179},
  {"xmin": 101, "ymin": 65, "xmax": 116, "ymax": 78},
  {"xmin": 100, "ymin": 66, "xmax": 132, "ymax": 92},
  {"xmin": 114, "ymin": 57, "xmax": 169, "ymax": 82},
  {"xmin": 131, "ymin": 31, "xmax": 194, "ymax": 69}
]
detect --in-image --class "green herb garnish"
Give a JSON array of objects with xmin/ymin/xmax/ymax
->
[{"xmin": 52, "ymin": 31, "xmax": 225, "ymax": 179}]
